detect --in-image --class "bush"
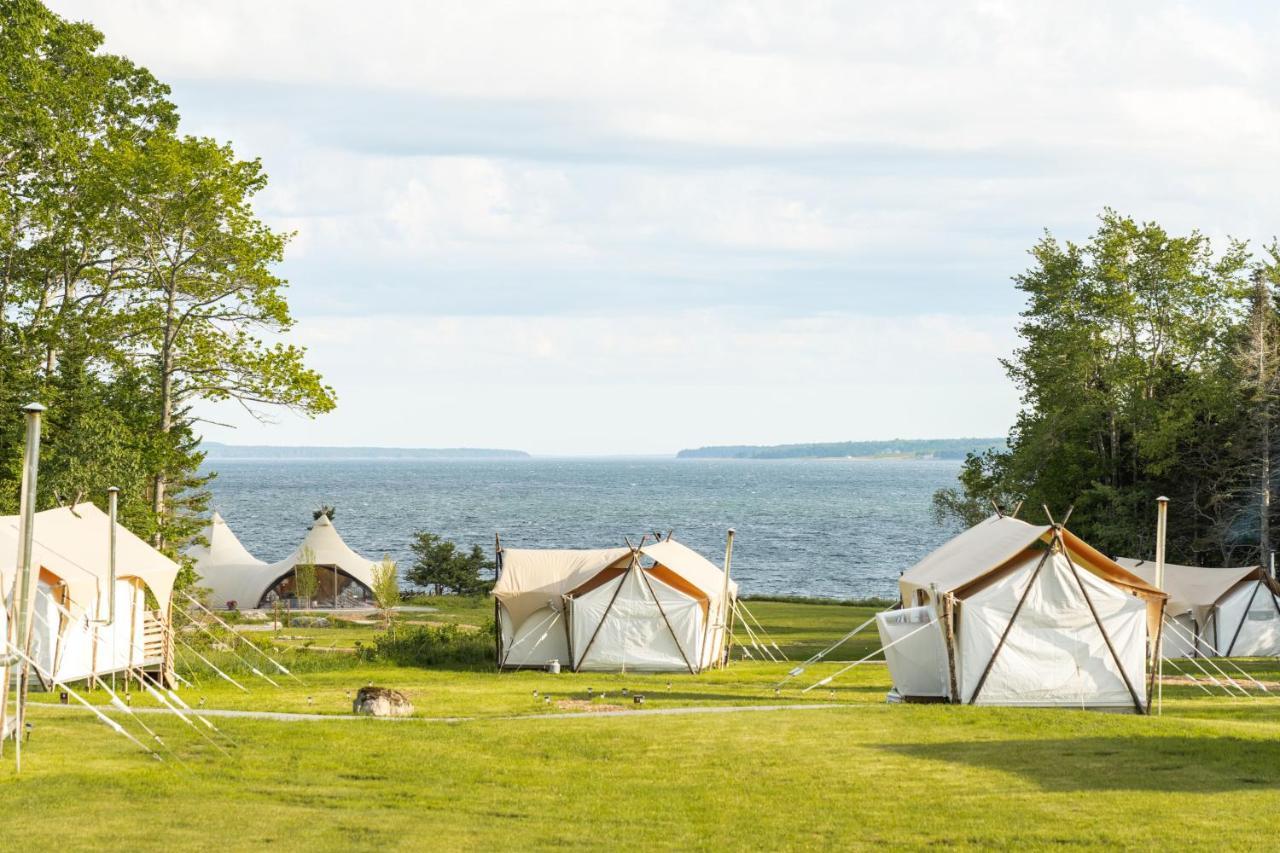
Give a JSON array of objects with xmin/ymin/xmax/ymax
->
[{"xmin": 360, "ymin": 622, "xmax": 494, "ymax": 668}]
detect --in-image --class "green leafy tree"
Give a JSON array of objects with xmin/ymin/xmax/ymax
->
[
  {"xmin": 407, "ymin": 532, "xmax": 495, "ymax": 595},
  {"xmin": 935, "ymin": 210, "xmax": 1267, "ymax": 565},
  {"xmin": 293, "ymin": 545, "xmax": 318, "ymax": 608},
  {"xmin": 370, "ymin": 556, "xmax": 400, "ymax": 630}
]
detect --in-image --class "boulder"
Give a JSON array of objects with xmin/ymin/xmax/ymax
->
[{"xmin": 353, "ymin": 686, "xmax": 414, "ymax": 717}]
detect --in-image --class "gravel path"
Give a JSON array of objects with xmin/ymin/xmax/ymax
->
[{"xmin": 34, "ymin": 702, "xmax": 841, "ymax": 725}]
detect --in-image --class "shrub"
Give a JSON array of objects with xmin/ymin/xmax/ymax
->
[{"xmin": 360, "ymin": 622, "xmax": 494, "ymax": 668}]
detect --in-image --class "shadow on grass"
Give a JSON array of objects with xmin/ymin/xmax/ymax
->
[{"xmin": 876, "ymin": 736, "xmax": 1280, "ymax": 792}]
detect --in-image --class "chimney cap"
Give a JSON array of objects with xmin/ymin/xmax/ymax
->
[{"xmin": 20, "ymin": 402, "xmax": 46, "ymax": 413}]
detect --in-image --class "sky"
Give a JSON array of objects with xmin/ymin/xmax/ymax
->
[{"xmin": 50, "ymin": 1, "xmax": 1280, "ymax": 455}]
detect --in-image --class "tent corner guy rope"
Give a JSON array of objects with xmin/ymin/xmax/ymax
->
[
  {"xmin": 801, "ymin": 618, "xmax": 934, "ymax": 694},
  {"xmin": 1160, "ymin": 616, "xmax": 1266, "ymax": 696},
  {"xmin": 775, "ymin": 611, "xmax": 885, "ymax": 689},
  {"xmin": 181, "ymin": 592, "xmax": 304, "ymax": 684}
]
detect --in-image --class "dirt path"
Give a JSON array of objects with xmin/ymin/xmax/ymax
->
[{"xmin": 33, "ymin": 702, "xmax": 841, "ymax": 725}]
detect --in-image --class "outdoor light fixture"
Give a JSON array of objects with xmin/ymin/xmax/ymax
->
[{"xmin": 59, "ymin": 692, "xmax": 68, "ymax": 705}]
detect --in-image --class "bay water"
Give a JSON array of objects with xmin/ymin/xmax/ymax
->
[{"xmin": 201, "ymin": 457, "xmax": 964, "ymax": 600}]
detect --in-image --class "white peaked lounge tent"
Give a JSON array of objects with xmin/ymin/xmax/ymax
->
[
  {"xmin": 1115, "ymin": 558, "xmax": 1280, "ymax": 657},
  {"xmin": 493, "ymin": 536, "xmax": 738, "ymax": 672},
  {"xmin": 190, "ymin": 512, "xmax": 269, "ymax": 609},
  {"xmin": 193, "ymin": 513, "xmax": 377, "ymax": 609},
  {"xmin": 0, "ymin": 503, "xmax": 179, "ymax": 684},
  {"xmin": 881, "ymin": 515, "xmax": 1165, "ymax": 712}
]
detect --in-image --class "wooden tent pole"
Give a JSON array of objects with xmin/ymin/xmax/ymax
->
[
  {"xmin": 942, "ymin": 590, "xmax": 960, "ymax": 704},
  {"xmin": 1225, "ymin": 580, "xmax": 1262, "ymax": 657},
  {"xmin": 967, "ymin": 546, "xmax": 1053, "ymax": 705},
  {"xmin": 573, "ymin": 552, "xmax": 633, "ymax": 671},
  {"xmin": 1054, "ymin": 527, "xmax": 1147, "ymax": 715},
  {"xmin": 719, "ymin": 529, "xmax": 735, "ymax": 669},
  {"xmin": 493, "ymin": 533, "xmax": 502, "ymax": 669},
  {"xmin": 638, "ymin": 566, "xmax": 696, "ymax": 674}
]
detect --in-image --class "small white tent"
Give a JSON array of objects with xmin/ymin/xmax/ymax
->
[
  {"xmin": 0, "ymin": 503, "xmax": 179, "ymax": 684},
  {"xmin": 493, "ymin": 535, "xmax": 737, "ymax": 672},
  {"xmin": 193, "ymin": 513, "xmax": 377, "ymax": 609},
  {"xmin": 882, "ymin": 515, "xmax": 1165, "ymax": 712},
  {"xmin": 1115, "ymin": 558, "xmax": 1280, "ymax": 657}
]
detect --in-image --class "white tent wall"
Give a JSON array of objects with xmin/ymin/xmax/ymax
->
[
  {"xmin": 498, "ymin": 605, "xmax": 570, "ymax": 669},
  {"xmin": 569, "ymin": 568, "xmax": 703, "ymax": 672},
  {"xmin": 958, "ymin": 551, "xmax": 1147, "ymax": 708},
  {"xmin": 1161, "ymin": 612, "xmax": 1199, "ymax": 658},
  {"xmin": 1216, "ymin": 580, "xmax": 1280, "ymax": 656},
  {"xmin": 876, "ymin": 606, "xmax": 949, "ymax": 700}
]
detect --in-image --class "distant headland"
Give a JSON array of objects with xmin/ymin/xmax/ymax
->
[
  {"xmin": 201, "ymin": 442, "xmax": 531, "ymax": 461},
  {"xmin": 676, "ymin": 438, "xmax": 1004, "ymax": 460}
]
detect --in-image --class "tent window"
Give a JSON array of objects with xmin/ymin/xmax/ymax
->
[{"xmin": 258, "ymin": 565, "xmax": 373, "ymax": 609}]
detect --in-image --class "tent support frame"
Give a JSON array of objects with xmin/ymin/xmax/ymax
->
[
  {"xmin": 967, "ymin": 546, "xmax": 1053, "ymax": 705},
  {"xmin": 1225, "ymin": 580, "xmax": 1262, "ymax": 656},
  {"xmin": 1054, "ymin": 525, "xmax": 1147, "ymax": 715},
  {"xmin": 637, "ymin": 564, "xmax": 697, "ymax": 675},
  {"xmin": 572, "ymin": 555, "xmax": 633, "ymax": 671},
  {"xmin": 942, "ymin": 591, "xmax": 960, "ymax": 703}
]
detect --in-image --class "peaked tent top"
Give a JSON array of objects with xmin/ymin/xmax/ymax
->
[
  {"xmin": 268, "ymin": 514, "xmax": 377, "ymax": 578},
  {"xmin": 189, "ymin": 511, "xmax": 265, "ymax": 568},
  {"xmin": 901, "ymin": 515, "xmax": 1162, "ymax": 603},
  {"xmin": 640, "ymin": 538, "xmax": 738, "ymax": 599},
  {"xmin": 1114, "ymin": 557, "xmax": 1264, "ymax": 614}
]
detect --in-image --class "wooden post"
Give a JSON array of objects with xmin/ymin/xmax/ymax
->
[
  {"xmin": 942, "ymin": 591, "xmax": 960, "ymax": 704},
  {"xmin": 719, "ymin": 529, "xmax": 735, "ymax": 669},
  {"xmin": 1154, "ymin": 496, "xmax": 1168, "ymax": 714}
]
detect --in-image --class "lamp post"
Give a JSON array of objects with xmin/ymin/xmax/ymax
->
[
  {"xmin": 12, "ymin": 402, "xmax": 46, "ymax": 773},
  {"xmin": 1155, "ymin": 496, "xmax": 1169, "ymax": 716}
]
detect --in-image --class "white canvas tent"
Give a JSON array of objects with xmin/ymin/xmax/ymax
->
[
  {"xmin": 1115, "ymin": 558, "xmax": 1280, "ymax": 657},
  {"xmin": 193, "ymin": 514, "xmax": 377, "ymax": 610},
  {"xmin": 0, "ymin": 503, "xmax": 179, "ymax": 684},
  {"xmin": 883, "ymin": 515, "xmax": 1165, "ymax": 711},
  {"xmin": 493, "ymin": 536, "xmax": 738, "ymax": 672}
]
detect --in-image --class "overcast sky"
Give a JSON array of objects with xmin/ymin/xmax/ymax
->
[{"xmin": 51, "ymin": 1, "xmax": 1280, "ymax": 454}]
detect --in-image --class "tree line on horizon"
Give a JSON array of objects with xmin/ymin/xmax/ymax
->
[
  {"xmin": 0, "ymin": 0, "xmax": 333, "ymax": 572},
  {"xmin": 934, "ymin": 210, "xmax": 1280, "ymax": 568}
]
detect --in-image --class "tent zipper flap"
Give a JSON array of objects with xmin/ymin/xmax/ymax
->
[{"xmin": 572, "ymin": 554, "xmax": 634, "ymax": 671}]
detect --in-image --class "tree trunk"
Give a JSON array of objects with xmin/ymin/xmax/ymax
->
[{"xmin": 153, "ymin": 279, "xmax": 178, "ymax": 549}]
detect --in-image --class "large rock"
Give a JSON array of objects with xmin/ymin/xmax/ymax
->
[{"xmin": 353, "ymin": 686, "xmax": 414, "ymax": 717}]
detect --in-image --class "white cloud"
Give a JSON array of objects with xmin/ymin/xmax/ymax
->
[{"xmin": 195, "ymin": 310, "xmax": 1020, "ymax": 454}]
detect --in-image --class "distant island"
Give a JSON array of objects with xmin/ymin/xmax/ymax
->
[
  {"xmin": 201, "ymin": 442, "xmax": 530, "ymax": 461},
  {"xmin": 676, "ymin": 438, "xmax": 1004, "ymax": 460}
]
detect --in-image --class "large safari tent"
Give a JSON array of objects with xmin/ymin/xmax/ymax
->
[
  {"xmin": 0, "ymin": 503, "xmax": 178, "ymax": 685},
  {"xmin": 1116, "ymin": 557, "xmax": 1280, "ymax": 657},
  {"xmin": 493, "ymin": 535, "xmax": 737, "ymax": 673},
  {"xmin": 879, "ymin": 515, "xmax": 1165, "ymax": 711}
]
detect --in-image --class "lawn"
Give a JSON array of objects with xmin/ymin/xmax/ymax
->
[{"xmin": 4, "ymin": 598, "xmax": 1280, "ymax": 850}]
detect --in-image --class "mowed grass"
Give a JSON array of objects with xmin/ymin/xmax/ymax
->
[{"xmin": 5, "ymin": 599, "xmax": 1280, "ymax": 850}]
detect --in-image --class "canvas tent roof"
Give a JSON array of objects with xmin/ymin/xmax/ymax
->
[
  {"xmin": 900, "ymin": 515, "xmax": 1163, "ymax": 607},
  {"xmin": 264, "ymin": 514, "xmax": 378, "ymax": 596},
  {"xmin": 1114, "ymin": 557, "xmax": 1264, "ymax": 614},
  {"xmin": 640, "ymin": 539, "xmax": 739, "ymax": 600},
  {"xmin": 494, "ymin": 547, "xmax": 631, "ymax": 628},
  {"xmin": 0, "ymin": 503, "xmax": 179, "ymax": 610}
]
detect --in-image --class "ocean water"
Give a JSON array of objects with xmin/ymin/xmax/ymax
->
[{"xmin": 200, "ymin": 457, "xmax": 964, "ymax": 600}]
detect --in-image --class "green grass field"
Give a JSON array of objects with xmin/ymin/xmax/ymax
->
[{"xmin": 5, "ymin": 599, "xmax": 1280, "ymax": 850}]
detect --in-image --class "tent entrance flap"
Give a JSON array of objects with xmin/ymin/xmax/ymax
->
[{"xmin": 570, "ymin": 567, "xmax": 704, "ymax": 672}]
